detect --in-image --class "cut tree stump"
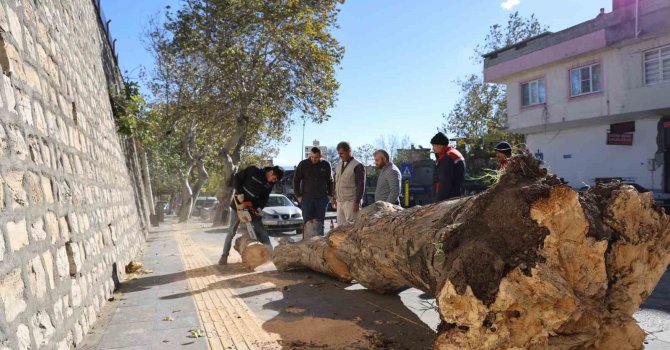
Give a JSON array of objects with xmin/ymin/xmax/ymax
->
[
  {"xmin": 234, "ymin": 231, "xmax": 270, "ymax": 270},
  {"xmin": 272, "ymin": 155, "xmax": 670, "ymax": 350}
]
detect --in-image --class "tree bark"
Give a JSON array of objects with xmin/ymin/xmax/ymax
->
[
  {"xmin": 274, "ymin": 236, "xmax": 352, "ymax": 281},
  {"xmin": 234, "ymin": 229, "xmax": 270, "ymax": 269},
  {"xmin": 177, "ymin": 172, "xmax": 194, "ymax": 223},
  {"xmin": 178, "ymin": 124, "xmax": 198, "ymax": 223},
  {"xmin": 212, "ymin": 147, "xmax": 238, "ymax": 227},
  {"xmin": 272, "ymin": 155, "xmax": 670, "ymax": 350},
  {"xmin": 138, "ymin": 148, "xmax": 156, "ymax": 215},
  {"xmin": 190, "ymin": 156, "xmax": 209, "ymax": 209}
]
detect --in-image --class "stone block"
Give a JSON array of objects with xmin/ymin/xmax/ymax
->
[
  {"xmin": 0, "ymin": 268, "xmax": 26, "ymax": 322},
  {"xmin": 42, "ymin": 250, "xmax": 55, "ymax": 290},
  {"xmin": 45, "ymin": 211, "xmax": 59, "ymax": 243},
  {"xmin": 41, "ymin": 176, "xmax": 53, "ymax": 203},
  {"xmin": 28, "ymin": 136, "xmax": 42, "ymax": 165},
  {"xmin": 65, "ymin": 241, "xmax": 82, "ymax": 276},
  {"xmin": 0, "ymin": 124, "xmax": 8, "ymax": 157},
  {"xmin": 30, "ymin": 311, "xmax": 55, "ymax": 348},
  {"xmin": 29, "ymin": 217, "xmax": 46, "ymax": 242},
  {"xmin": 66, "ymin": 214, "xmax": 79, "ymax": 235},
  {"xmin": 53, "ymin": 298, "xmax": 63, "ymax": 323},
  {"xmin": 6, "ymin": 170, "xmax": 27, "ymax": 208},
  {"xmin": 70, "ymin": 279, "xmax": 81, "ymax": 307},
  {"xmin": 6, "ymin": 219, "xmax": 29, "ymax": 251},
  {"xmin": 72, "ymin": 322, "xmax": 83, "ymax": 346},
  {"xmin": 15, "ymin": 89, "xmax": 33, "ymax": 126},
  {"xmin": 26, "ymin": 172, "xmax": 42, "ymax": 206},
  {"xmin": 15, "ymin": 324, "xmax": 30, "ymax": 350},
  {"xmin": 0, "ymin": 225, "xmax": 4, "ymax": 262},
  {"xmin": 7, "ymin": 125, "xmax": 28, "ymax": 161},
  {"xmin": 2, "ymin": 75, "xmax": 15, "ymax": 111},
  {"xmin": 55, "ymin": 246, "xmax": 68, "ymax": 278},
  {"xmin": 27, "ymin": 256, "xmax": 47, "ymax": 298},
  {"xmin": 0, "ymin": 32, "xmax": 25, "ymax": 79},
  {"xmin": 58, "ymin": 216, "xmax": 69, "ymax": 241},
  {"xmin": 5, "ymin": 5, "xmax": 22, "ymax": 47}
]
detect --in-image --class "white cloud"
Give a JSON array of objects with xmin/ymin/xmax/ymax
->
[{"xmin": 501, "ymin": 0, "xmax": 521, "ymax": 10}]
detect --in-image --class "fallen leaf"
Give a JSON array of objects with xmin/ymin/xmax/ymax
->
[
  {"xmin": 188, "ymin": 329, "xmax": 205, "ymax": 338},
  {"xmin": 163, "ymin": 316, "xmax": 174, "ymax": 321}
]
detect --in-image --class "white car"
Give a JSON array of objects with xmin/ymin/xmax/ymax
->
[{"xmin": 261, "ymin": 194, "xmax": 303, "ymax": 235}]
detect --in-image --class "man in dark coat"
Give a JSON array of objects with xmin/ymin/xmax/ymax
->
[
  {"xmin": 430, "ymin": 132, "xmax": 465, "ymax": 201},
  {"xmin": 293, "ymin": 147, "xmax": 333, "ymax": 236},
  {"xmin": 219, "ymin": 165, "xmax": 284, "ymax": 265}
]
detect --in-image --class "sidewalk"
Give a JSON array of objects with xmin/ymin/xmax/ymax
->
[
  {"xmin": 80, "ymin": 217, "xmax": 670, "ymax": 350},
  {"xmin": 80, "ymin": 218, "xmax": 439, "ymax": 350}
]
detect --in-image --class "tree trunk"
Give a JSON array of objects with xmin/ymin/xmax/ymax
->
[
  {"xmin": 177, "ymin": 173, "xmax": 193, "ymax": 223},
  {"xmin": 234, "ymin": 229, "xmax": 270, "ymax": 269},
  {"xmin": 272, "ymin": 155, "xmax": 670, "ymax": 350},
  {"xmin": 190, "ymin": 157, "xmax": 209, "ymax": 209},
  {"xmin": 212, "ymin": 147, "xmax": 239, "ymax": 227},
  {"xmin": 274, "ymin": 236, "xmax": 352, "ymax": 281},
  {"xmin": 139, "ymin": 148, "xmax": 156, "ymax": 215}
]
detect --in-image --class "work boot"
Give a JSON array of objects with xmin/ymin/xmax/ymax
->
[{"xmin": 218, "ymin": 255, "xmax": 228, "ymax": 265}]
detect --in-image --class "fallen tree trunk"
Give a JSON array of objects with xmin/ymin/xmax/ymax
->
[
  {"xmin": 272, "ymin": 155, "xmax": 670, "ymax": 350},
  {"xmin": 274, "ymin": 236, "xmax": 352, "ymax": 281},
  {"xmin": 234, "ymin": 231, "xmax": 270, "ymax": 270}
]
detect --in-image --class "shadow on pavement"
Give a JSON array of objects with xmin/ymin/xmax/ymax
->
[{"xmin": 158, "ymin": 266, "xmax": 435, "ymax": 349}]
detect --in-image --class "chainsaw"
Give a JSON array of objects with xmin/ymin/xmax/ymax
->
[{"xmin": 235, "ymin": 196, "xmax": 259, "ymax": 241}]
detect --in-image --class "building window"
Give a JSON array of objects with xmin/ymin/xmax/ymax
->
[
  {"xmin": 607, "ymin": 121, "xmax": 634, "ymax": 145},
  {"xmin": 521, "ymin": 78, "xmax": 546, "ymax": 106},
  {"xmin": 644, "ymin": 45, "xmax": 670, "ymax": 85},
  {"xmin": 570, "ymin": 63, "xmax": 601, "ymax": 97}
]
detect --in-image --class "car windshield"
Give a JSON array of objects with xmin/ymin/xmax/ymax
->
[
  {"xmin": 195, "ymin": 199, "xmax": 217, "ymax": 207},
  {"xmin": 266, "ymin": 196, "xmax": 293, "ymax": 207}
]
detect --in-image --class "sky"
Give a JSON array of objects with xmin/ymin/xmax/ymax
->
[{"xmin": 102, "ymin": 0, "xmax": 613, "ymax": 167}]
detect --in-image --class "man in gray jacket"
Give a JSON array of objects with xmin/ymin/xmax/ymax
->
[{"xmin": 373, "ymin": 150, "xmax": 401, "ymax": 205}]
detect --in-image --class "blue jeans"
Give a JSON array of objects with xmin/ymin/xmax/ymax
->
[
  {"xmin": 301, "ymin": 197, "xmax": 329, "ymax": 236},
  {"xmin": 222, "ymin": 212, "xmax": 272, "ymax": 256}
]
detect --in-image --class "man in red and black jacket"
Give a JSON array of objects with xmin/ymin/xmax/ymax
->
[{"xmin": 430, "ymin": 132, "xmax": 465, "ymax": 201}]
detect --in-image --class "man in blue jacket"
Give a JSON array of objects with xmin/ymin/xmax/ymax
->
[{"xmin": 431, "ymin": 132, "xmax": 465, "ymax": 201}]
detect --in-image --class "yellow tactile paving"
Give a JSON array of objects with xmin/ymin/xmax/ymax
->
[{"xmin": 174, "ymin": 226, "xmax": 281, "ymax": 350}]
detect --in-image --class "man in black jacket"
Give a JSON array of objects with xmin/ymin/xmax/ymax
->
[
  {"xmin": 431, "ymin": 132, "xmax": 465, "ymax": 201},
  {"xmin": 219, "ymin": 165, "xmax": 284, "ymax": 265},
  {"xmin": 293, "ymin": 147, "xmax": 333, "ymax": 236}
]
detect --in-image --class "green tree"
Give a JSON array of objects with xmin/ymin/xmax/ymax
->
[
  {"xmin": 151, "ymin": 0, "xmax": 345, "ymax": 226},
  {"xmin": 443, "ymin": 12, "xmax": 548, "ymax": 176}
]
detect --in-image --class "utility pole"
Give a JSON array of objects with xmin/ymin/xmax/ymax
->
[{"xmin": 301, "ymin": 116, "xmax": 306, "ymax": 161}]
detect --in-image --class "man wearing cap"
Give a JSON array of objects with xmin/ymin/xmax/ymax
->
[
  {"xmin": 494, "ymin": 141, "xmax": 513, "ymax": 170},
  {"xmin": 430, "ymin": 132, "xmax": 465, "ymax": 202}
]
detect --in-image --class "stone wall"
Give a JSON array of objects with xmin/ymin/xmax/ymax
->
[{"xmin": 0, "ymin": 1, "xmax": 149, "ymax": 349}]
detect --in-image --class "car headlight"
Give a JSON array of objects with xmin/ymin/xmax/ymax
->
[{"xmin": 262, "ymin": 213, "xmax": 274, "ymax": 220}]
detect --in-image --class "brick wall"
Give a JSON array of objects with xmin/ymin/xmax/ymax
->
[{"xmin": 0, "ymin": 1, "xmax": 149, "ymax": 349}]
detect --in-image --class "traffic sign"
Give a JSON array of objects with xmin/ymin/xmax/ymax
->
[{"xmin": 400, "ymin": 163, "xmax": 413, "ymax": 179}]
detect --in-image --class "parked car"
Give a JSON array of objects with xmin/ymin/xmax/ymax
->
[
  {"xmin": 192, "ymin": 196, "xmax": 219, "ymax": 217},
  {"xmin": 261, "ymin": 194, "xmax": 303, "ymax": 235}
]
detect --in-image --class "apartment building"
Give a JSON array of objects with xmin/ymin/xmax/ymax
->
[{"xmin": 483, "ymin": 0, "xmax": 670, "ymax": 193}]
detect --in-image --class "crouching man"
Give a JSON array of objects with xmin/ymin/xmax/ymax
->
[{"xmin": 219, "ymin": 165, "xmax": 284, "ymax": 265}]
